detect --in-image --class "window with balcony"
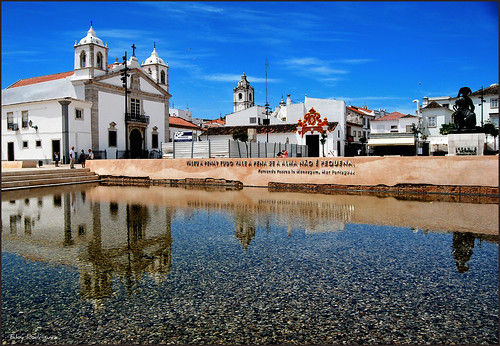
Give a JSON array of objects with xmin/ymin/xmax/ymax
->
[{"xmin": 131, "ymin": 98, "xmax": 140, "ymax": 116}]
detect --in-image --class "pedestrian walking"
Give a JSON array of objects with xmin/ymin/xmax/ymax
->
[
  {"xmin": 69, "ymin": 147, "xmax": 75, "ymax": 169},
  {"xmin": 79, "ymin": 149, "xmax": 87, "ymax": 168}
]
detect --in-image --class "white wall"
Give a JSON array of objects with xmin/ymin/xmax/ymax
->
[{"xmin": 2, "ymin": 99, "xmax": 92, "ymax": 163}]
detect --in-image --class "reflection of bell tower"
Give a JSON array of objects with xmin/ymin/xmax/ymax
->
[
  {"xmin": 234, "ymin": 208, "xmax": 256, "ymax": 250},
  {"xmin": 452, "ymin": 232, "xmax": 475, "ymax": 273},
  {"xmin": 233, "ymin": 73, "xmax": 254, "ymax": 112}
]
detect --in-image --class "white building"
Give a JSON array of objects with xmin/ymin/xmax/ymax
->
[
  {"xmin": 2, "ymin": 26, "xmax": 171, "ymax": 164},
  {"xmin": 421, "ymin": 84, "xmax": 499, "ymax": 151},
  {"xmin": 217, "ymin": 75, "xmax": 346, "ymax": 157},
  {"xmin": 419, "ymin": 101, "xmax": 453, "ymax": 155},
  {"xmin": 368, "ymin": 112, "xmax": 419, "ymax": 156}
]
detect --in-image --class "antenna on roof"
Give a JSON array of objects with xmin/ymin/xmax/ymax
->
[{"xmin": 265, "ymin": 58, "xmax": 270, "ymax": 143}]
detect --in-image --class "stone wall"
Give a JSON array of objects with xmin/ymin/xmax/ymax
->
[{"xmin": 86, "ymin": 156, "xmax": 498, "ymax": 191}]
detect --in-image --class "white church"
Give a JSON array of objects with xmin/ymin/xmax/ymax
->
[{"xmin": 2, "ymin": 25, "xmax": 171, "ymax": 164}]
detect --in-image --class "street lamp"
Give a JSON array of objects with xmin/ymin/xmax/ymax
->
[{"xmin": 28, "ymin": 120, "xmax": 38, "ymax": 131}]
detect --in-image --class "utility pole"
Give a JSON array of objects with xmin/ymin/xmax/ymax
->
[
  {"xmin": 264, "ymin": 58, "xmax": 270, "ymax": 143},
  {"xmin": 479, "ymin": 86, "xmax": 485, "ymax": 127},
  {"xmin": 121, "ymin": 52, "xmax": 130, "ymax": 158}
]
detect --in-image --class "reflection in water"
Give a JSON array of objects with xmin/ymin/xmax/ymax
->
[
  {"xmin": 1, "ymin": 185, "xmax": 497, "ymax": 307},
  {"xmin": 1, "ymin": 184, "xmax": 498, "ymax": 345},
  {"xmin": 452, "ymin": 232, "xmax": 476, "ymax": 273}
]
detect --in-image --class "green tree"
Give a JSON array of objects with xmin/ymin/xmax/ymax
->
[
  {"xmin": 483, "ymin": 121, "xmax": 498, "ymax": 151},
  {"xmin": 439, "ymin": 123, "xmax": 456, "ymax": 135}
]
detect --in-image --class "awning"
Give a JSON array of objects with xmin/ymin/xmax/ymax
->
[{"xmin": 367, "ymin": 137, "xmax": 415, "ymax": 146}]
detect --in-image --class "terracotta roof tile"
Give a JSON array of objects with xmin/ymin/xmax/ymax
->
[
  {"xmin": 423, "ymin": 101, "xmax": 443, "ymax": 109},
  {"xmin": 471, "ymin": 84, "xmax": 499, "ymax": 96},
  {"xmin": 8, "ymin": 71, "xmax": 74, "ymax": 88},
  {"xmin": 169, "ymin": 116, "xmax": 202, "ymax": 130},
  {"xmin": 373, "ymin": 111, "xmax": 414, "ymax": 121}
]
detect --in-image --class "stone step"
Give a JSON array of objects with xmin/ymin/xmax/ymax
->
[
  {"xmin": 1, "ymin": 168, "xmax": 90, "ymax": 177},
  {"xmin": 1, "ymin": 175, "xmax": 100, "ymax": 190},
  {"xmin": 1, "ymin": 171, "xmax": 94, "ymax": 182},
  {"xmin": 1, "ymin": 168, "xmax": 100, "ymax": 191}
]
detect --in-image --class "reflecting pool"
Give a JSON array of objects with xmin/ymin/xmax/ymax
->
[{"xmin": 2, "ymin": 184, "xmax": 498, "ymax": 344}]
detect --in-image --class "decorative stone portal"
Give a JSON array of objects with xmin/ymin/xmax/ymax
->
[{"xmin": 129, "ymin": 128, "xmax": 144, "ymax": 158}]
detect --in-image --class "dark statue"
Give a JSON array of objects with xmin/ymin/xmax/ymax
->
[{"xmin": 452, "ymin": 87, "xmax": 476, "ymax": 130}]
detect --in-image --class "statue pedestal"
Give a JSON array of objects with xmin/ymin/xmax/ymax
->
[{"xmin": 447, "ymin": 132, "xmax": 485, "ymax": 156}]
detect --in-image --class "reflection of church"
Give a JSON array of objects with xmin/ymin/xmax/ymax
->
[
  {"xmin": 79, "ymin": 204, "xmax": 173, "ymax": 304},
  {"xmin": 1, "ymin": 190, "xmax": 173, "ymax": 310}
]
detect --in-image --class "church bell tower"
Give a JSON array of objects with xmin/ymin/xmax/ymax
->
[
  {"xmin": 73, "ymin": 24, "xmax": 109, "ymax": 80},
  {"xmin": 233, "ymin": 73, "xmax": 254, "ymax": 112}
]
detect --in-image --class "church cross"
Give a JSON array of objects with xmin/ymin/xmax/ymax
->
[{"xmin": 131, "ymin": 44, "xmax": 136, "ymax": 56}]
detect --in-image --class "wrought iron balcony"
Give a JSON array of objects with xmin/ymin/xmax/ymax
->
[{"xmin": 125, "ymin": 113, "xmax": 150, "ymax": 124}]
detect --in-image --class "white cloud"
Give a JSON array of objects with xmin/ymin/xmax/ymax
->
[{"xmin": 201, "ymin": 73, "xmax": 279, "ymax": 83}]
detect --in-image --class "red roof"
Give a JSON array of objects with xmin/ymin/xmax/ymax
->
[
  {"xmin": 169, "ymin": 116, "xmax": 202, "ymax": 130},
  {"xmin": 373, "ymin": 111, "xmax": 415, "ymax": 121},
  {"xmin": 204, "ymin": 119, "xmax": 226, "ymax": 127},
  {"xmin": 8, "ymin": 71, "xmax": 74, "ymax": 88},
  {"xmin": 7, "ymin": 64, "xmax": 115, "ymax": 89},
  {"xmin": 347, "ymin": 105, "xmax": 373, "ymax": 115}
]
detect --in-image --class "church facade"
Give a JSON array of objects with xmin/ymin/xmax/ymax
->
[{"xmin": 2, "ymin": 26, "xmax": 171, "ymax": 164}]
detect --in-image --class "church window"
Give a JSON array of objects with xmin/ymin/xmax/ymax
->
[
  {"xmin": 131, "ymin": 98, "xmax": 141, "ymax": 116},
  {"xmin": 22, "ymin": 141, "xmax": 28, "ymax": 149},
  {"xmin": 160, "ymin": 70, "xmax": 166, "ymax": 84},
  {"xmin": 7, "ymin": 112, "xmax": 14, "ymax": 130},
  {"xmin": 36, "ymin": 140, "xmax": 42, "ymax": 148},
  {"xmin": 96, "ymin": 52, "xmax": 103, "ymax": 69},
  {"xmin": 80, "ymin": 51, "xmax": 86, "ymax": 68},
  {"xmin": 152, "ymin": 133, "xmax": 158, "ymax": 148},
  {"xmin": 75, "ymin": 109, "xmax": 83, "ymax": 120},
  {"xmin": 239, "ymin": 93, "xmax": 243, "ymax": 100},
  {"xmin": 249, "ymin": 93, "xmax": 252, "ymax": 101},
  {"xmin": 22, "ymin": 111, "xmax": 29, "ymax": 128},
  {"xmin": 108, "ymin": 130, "xmax": 117, "ymax": 147}
]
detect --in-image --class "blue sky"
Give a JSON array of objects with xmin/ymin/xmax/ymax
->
[{"xmin": 2, "ymin": 1, "xmax": 498, "ymax": 119}]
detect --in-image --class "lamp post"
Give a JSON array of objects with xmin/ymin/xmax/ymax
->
[
  {"xmin": 479, "ymin": 86, "xmax": 485, "ymax": 127},
  {"xmin": 121, "ymin": 52, "xmax": 130, "ymax": 158}
]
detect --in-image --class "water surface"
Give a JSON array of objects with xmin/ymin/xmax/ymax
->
[{"xmin": 2, "ymin": 184, "xmax": 498, "ymax": 344}]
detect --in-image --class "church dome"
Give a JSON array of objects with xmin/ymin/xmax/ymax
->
[
  {"xmin": 143, "ymin": 47, "xmax": 166, "ymax": 66},
  {"xmin": 78, "ymin": 26, "xmax": 104, "ymax": 46}
]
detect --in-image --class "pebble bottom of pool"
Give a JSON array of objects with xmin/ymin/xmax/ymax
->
[{"xmin": 1, "ymin": 186, "xmax": 498, "ymax": 345}]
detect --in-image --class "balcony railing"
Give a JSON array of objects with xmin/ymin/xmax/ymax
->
[{"xmin": 125, "ymin": 113, "xmax": 150, "ymax": 124}]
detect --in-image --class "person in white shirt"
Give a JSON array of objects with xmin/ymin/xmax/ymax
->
[{"xmin": 69, "ymin": 147, "xmax": 75, "ymax": 169}]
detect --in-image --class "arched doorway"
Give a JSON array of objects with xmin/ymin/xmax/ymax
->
[{"xmin": 129, "ymin": 129, "xmax": 143, "ymax": 158}]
